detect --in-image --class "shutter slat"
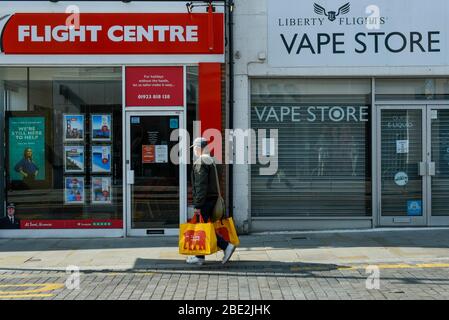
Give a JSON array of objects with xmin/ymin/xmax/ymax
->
[{"xmin": 251, "ymin": 100, "xmax": 371, "ymax": 217}]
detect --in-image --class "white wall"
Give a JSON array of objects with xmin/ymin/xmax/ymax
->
[
  {"xmin": 232, "ymin": 0, "xmax": 449, "ymax": 232},
  {"xmin": 234, "ymin": 0, "xmax": 449, "ymax": 78},
  {"xmin": 233, "ymin": 0, "xmax": 268, "ymax": 233}
]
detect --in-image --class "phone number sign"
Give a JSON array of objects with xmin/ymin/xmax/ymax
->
[{"xmin": 126, "ymin": 66, "xmax": 184, "ymax": 107}]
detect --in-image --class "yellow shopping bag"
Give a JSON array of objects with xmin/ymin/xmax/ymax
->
[
  {"xmin": 214, "ymin": 217, "xmax": 240, "ymax": 246},
  {"xmin": 179, "ymin": 214, "xmax": 218, "ymax": 256}
]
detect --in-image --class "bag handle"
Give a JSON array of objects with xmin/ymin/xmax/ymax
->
[
  {"xmin": 212, "ymin": 160, "xmax": 222, "ymax": 198},
  {"xmin": 190, "ymin": 212, "xmax": 205, "ymax": 224},
  {"xmin": 212, "ymin": 159, "xmax": 228, "ymax": 219}
]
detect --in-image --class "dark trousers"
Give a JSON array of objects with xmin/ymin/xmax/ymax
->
[{"xmin": 196, "ymin": 198, "xmax": 229, "ymax": 259}]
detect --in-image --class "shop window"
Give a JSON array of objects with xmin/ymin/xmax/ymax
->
[
  {"xmin": 376, "ymin": 78, "xmax": 449, "ymax": 100},
  {"xmin": 0, "ymin": 67, "xmax": 28, "ymax": 220},
  {"xmin": 3, "ymin": 67, "xmax": 122, "ymax": 229},
  {"xmin": 250, "ymin": 78, "xmax": 372, "ymax": 217}
]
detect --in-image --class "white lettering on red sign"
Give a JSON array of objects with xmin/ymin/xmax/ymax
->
[{"xmin": 18, "ymin": 24, "xmax": 198, "ymax": 43}]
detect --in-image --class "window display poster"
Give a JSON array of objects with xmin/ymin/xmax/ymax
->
[
  {"xmin": 396, "ymin": 140, "xmax": 409, "ymax": 154},
  {"xmin": 170, "ymin": 118, "xmax": 179, "ymax": 129},
  {"xmin": 8, "ymin": 116, "xmax": 46, "ymax": 182},
  {"xmin": 125, "ymin": 66, "xmax": 184, "ymax": 107},
  {"xmin": 64, "ymin": 146, "xmax": 85, "ymax": 173},
  {"xmin": 142, "ymin": 145, "xmax": 155, "ymax": 163},
  {"xmin": 155, "ymin": 145, "xmax": 168, "ymax": 163},
  {"xmin": 64, "ymin": 176, "xmax": 85, "ymax": 204},
  {"xmin": 91, "ymin": 176, "xmax": 112, "ymax": 204},
  {"xmin": 64, "ymin": 114, "xmax": 84, "ymax": 141},
  {"xmin": 431, "ymin": 110, "xmax": 438, "ymax": 120},
  {"xmin": 407, "ymin": 200, "xmax": 422, "ymax": 216},
  {"xmin": 91, "ymin": 114, "xmax": 112, "ymax": 141},
  {"xmin": 92, "ymin": 145, "xmax": 112, "ymax": 173},
  {"xmin": 394, "ymin": 171, "xmax": 409, "ymax": 186}
]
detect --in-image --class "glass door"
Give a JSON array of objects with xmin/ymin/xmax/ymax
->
[
  {"xmin": 125, "ymin": 112, "xmax": 186, "ymax": 236},
  {"xmin": 378, "ymin": 106, "xmax": 427, "ymax": 226},
  {"xmin": 428, "ymin": 106, "xmax": 449, "ymax": 225}
]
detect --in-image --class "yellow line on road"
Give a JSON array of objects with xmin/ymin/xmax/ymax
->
[
  {"xmin": 416, "ymin": 263, "xmax": 449, "ymax": 268},
  {"xmin": 0, "ymin": 274, "xmax": 60, "ymax": 279},
  {"xmin": 290, "ymin": 262, "xmax": 449, "ymax": 272},
  {"xmin": 0, "ymin": 272, "xmax": 155, "ymax": 279},
  {"xmin": 340, "ymin": 263, "xmax": 449, "ymax": 271},
  {"xmin": 0, "ymin": 283, "xmax": 64, "ymax": 299},
  {"xmin": 0, "ymin": 294, "xmax": 54, "ymax": 299}
]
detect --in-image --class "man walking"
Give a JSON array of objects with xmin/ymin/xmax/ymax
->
[{"xmin": 186, "ymin": 137, "xmax": 236, "ymax": 265}]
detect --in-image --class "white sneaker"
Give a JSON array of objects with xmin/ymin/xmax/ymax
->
[
  {"xmin": 186, "ymin": 256, "xmax": 205, "ymax": 265},
  {"xmin": 222, "ymin": 244, "xmax": 236, "ymax": 264}
]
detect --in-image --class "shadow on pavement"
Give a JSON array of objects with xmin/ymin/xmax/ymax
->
[
  {"xmin": 132, "ymin": 258, "xmax": 344, "ymax": 273},
  {"xmin": 0, "ymin": 259, "xmax": 345, "ymax": 276}
]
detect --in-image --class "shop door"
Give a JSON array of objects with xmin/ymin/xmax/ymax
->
[
  {"xmin": 378, "ymin": 105, "xmax": 449, "ymax": 226},
  {"xmin": 379, "ymin": 106, "xmax": 427, "ymax": 226},
  {"xmin": 125, "ymin": 112, "xmax": 186, "ymax": 236},
  {"xmin": 428, "ymin": 106, "xmax": 449, "ymax": 226}
]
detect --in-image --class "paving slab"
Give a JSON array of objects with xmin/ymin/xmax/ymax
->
[{"xmin": 0, "ymin": 228, "xmax": 448, "ymax": 272}]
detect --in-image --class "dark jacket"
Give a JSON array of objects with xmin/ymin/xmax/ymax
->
[
  {"xmin": 0, "ymin": 216, "xmax": 21, "ymax": 229},
  {"xmin": 191, "ymin": 154, "xmax": 220, "ymax": 209}
]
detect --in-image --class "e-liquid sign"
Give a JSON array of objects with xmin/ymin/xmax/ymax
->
[
  {"xmin": 268, "ymin": 0, "xmax": 448, "ymax": 67},
  {"xmin": 126, "ymin": 66, "xmax": 184, "ymax": 107}
]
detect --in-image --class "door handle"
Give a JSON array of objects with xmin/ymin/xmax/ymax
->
[
  {"xmin": 428, "ymin": 162, "xmax": 436, "ymax": 176},
  {"xmin": 127, "ymin": 170, "xmax": 135, "ymax": 185},
  {"xmin": 418, "ymin": 162, "xmax": 426, "ymax": 176}
]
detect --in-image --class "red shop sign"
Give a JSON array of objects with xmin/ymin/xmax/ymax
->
[
  {"xmin": 20, "ymin": 219, "xmax": 123, "ymax": 229},
  {"xmin": 126, "ymin": 66, "xmax": 184, "ymax": 107},
  {"xmin": 1, "ymin": 13, "xmax": 224, "ymax": 54}
]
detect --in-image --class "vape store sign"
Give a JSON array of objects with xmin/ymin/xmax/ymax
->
[
  {"xmin": 268, "ymin": 0, "xmax": 449, "ymax": 67},
  {"xmin": 254, "ymin": 105, "xmax": 369, "ymax": 123}
]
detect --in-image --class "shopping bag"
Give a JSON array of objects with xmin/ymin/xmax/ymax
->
[
  {"xmin": 179, "ymin": 213, "xmax": 218, "ymax": 256},
  {"xmin": 214, "ymin": 217, "xmax": 240, "ymax": 246}
]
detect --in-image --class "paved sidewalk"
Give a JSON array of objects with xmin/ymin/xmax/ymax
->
[
  {"xmin": 0, "ymin": 228, "xmax": 448, "ymax": 300},
  {"xmin": 1, "ymin": 228, "xmax": 449, "ymax": 271}
]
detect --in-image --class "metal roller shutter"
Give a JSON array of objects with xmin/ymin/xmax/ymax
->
[
  {"xmin": 431, "ymin": 109, "xmax": 449, "ymax": 216},
  {"xmin": 250, "ymin": 79, "xmax": 372, "ymax": 217}
]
